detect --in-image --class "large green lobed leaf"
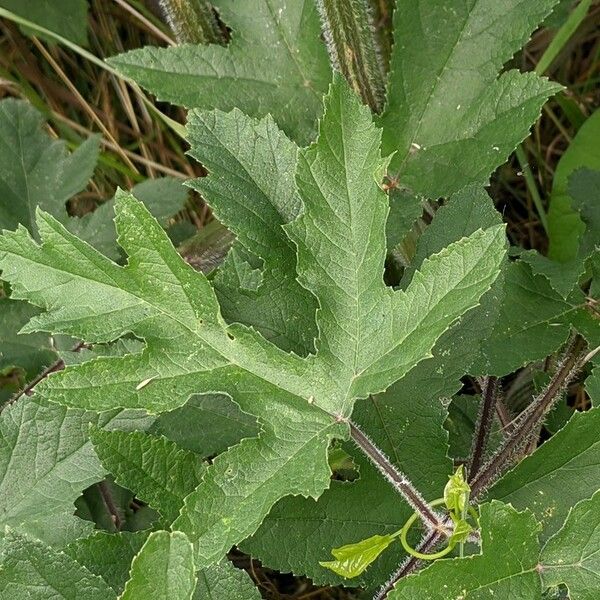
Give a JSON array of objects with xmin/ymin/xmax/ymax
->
[
  {"xmin": 243, "ymin": 185, "xmax": 505, "ymax": 590},
  {"xmin": 0, "ymin": 78, "xmax": 506, "ymax": 569}
]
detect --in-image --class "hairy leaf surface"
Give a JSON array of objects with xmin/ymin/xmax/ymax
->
[
  {"xmin": 490, "ymin": 408, "xmax": 600, "ymax": 540},
  {"xmin": 548, "ymin": 109, "xmax": 600, "ymax": 262},
  {"xmin": 0, "ymin": 397, "xmax": 149, "ymax": 546},
  {"xmin": 108, "ymin": 0, "xmax": 331, "ymax": 145},
  {"xmin": 472, "ymin": 261, "xmax": 586, "ymax": 375},
  {"xmin": 121, "ymin": 531, "xmax": 196, "ymax": 600},
  {"xmin": 90, "ymin": 429, "xmax": 206, "ymax": 523},
  {"xmin": 540, "ymin": 490, "xmax": 600, "ymax": 599},
  {"xmin": 150, "ymin": 394, "xmax": 259, "ymax": 457},
  {"xmin": 0, "ymin": 99, "xmax": 98, "ymax": 237},
  {"xmin": 195, "ymin": 560, "xmax": 261, "ymax": 600},
  {"xmin": 379, "ymin": 0, "xmax": 562, "ymax": 196},
  {"xmin": 0, "ymin": 78, "xmax": 505, "ymax": 568},
  {"xmin": 0, "ymin": 529, "xmax": 117, "ymax": 600},
  {"xmin": 186, "ymin": 108, "xmax": 318, "ymax": 353},
  {"xmin": 65, "ymin": 531, "xmax": 148, "ymax": 594}
]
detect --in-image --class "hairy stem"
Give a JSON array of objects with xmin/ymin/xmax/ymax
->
[
  {"xmin": 478, "ymin": 375, "xmax": 512, "ymax": 432},
  {"xmin": 158, "ymin": 0, "xmax": 225, "ymax": 45},
  {"xmin": 316, "ymin": 0, "xmax": 387, "ymax": 113},
  {"xmin": 374, "ymin": 528, "xmax": 440, "ymax": 599},
  {"xmin": 468, "ymin": 377, "xmax": 499, "ymax": 478},
  {"xmin": 494, "ymin": 395, "xmax": 514, "ymax": 434},
  {"xmin": 376, "ymin": 336, "xmax": 586, "ymax": 598},
  {"xmin": 470, "ymin": 334, "xmax": 587, "ymax": 497},
  {"xmin": 349, "ymin": 421, "xmax": 445, "ymax": 531}
]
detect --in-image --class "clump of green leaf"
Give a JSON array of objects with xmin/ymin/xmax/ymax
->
[
  {"xmin": 0, "ymin": 74, "xmax": 506, "ymax": 568},
  {"xmin": 0, "ymin": 0, "xmax": 88, "ymax": 45},
  {"xmin": 0, "ymin": 0, "xmax": 599, "ymax": 598}
]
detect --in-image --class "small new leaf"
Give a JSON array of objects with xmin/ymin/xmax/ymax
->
[
  {"xmin": 320, "ymin": 533, "xmax": 396, "ymax": 579},
  {"xmin": 444, "ymin": 465, "xmax": 470, "ymax": 516},
  {"xmin": 448, "ymin": 518, "xmax": 473, "ymax": 546}
]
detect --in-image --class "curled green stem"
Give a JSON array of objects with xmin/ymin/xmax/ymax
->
[{"xmin": 399, "ymin": 499, "xmax": 455, "ymax": 560}]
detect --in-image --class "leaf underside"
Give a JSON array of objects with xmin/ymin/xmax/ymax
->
[
  {"xmin": 0, "ymin": 77, "xmax": 506, "ymax": 571},
  {"xmin": 108, "ymin": 0, "xmax": 331, "ymax": 146}
]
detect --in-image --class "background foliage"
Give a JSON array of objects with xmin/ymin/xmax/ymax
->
[{"xmin": 0, "ymin": 1, "xmax": 599, "ymax": 599}]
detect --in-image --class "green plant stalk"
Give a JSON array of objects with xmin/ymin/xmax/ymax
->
[
  {"xmin": 316, "ymin": 0, "xmax": 387, "ymax": 113},
  {"xmin": 535, "ymin": 0, "xmax": 593, "ymax": 76},
  {"xmin": 469, "ymin": 334, "xmax": 587, "ymax": 497},
  {"xmin": 0, "ymin": 7, "xmax": 186, "ymax": 139},
  {"xmin": 458, "ymin": 490, "xmax": 468, "ymax": 558},
  {"xmin": 97, "ymin": 480, "xmax": 123, "ymax": 530},
  {"xmin": 468, "ymin": 377, "xmax": 500, "ymax": 479},
  {"xmin": 516, "ymin": 143, "xmax": 549, "ymax": 233},
  {"xmin": 515, "ymin": 0, "xmax": 593, "ymax": 234},
  {"xmin": 349, "ymin": 421, "xmax": 445, "ymax": 531},
  {"xmin": 158, "ymin": 0, "xmax": 225, "ymax": 45}
]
